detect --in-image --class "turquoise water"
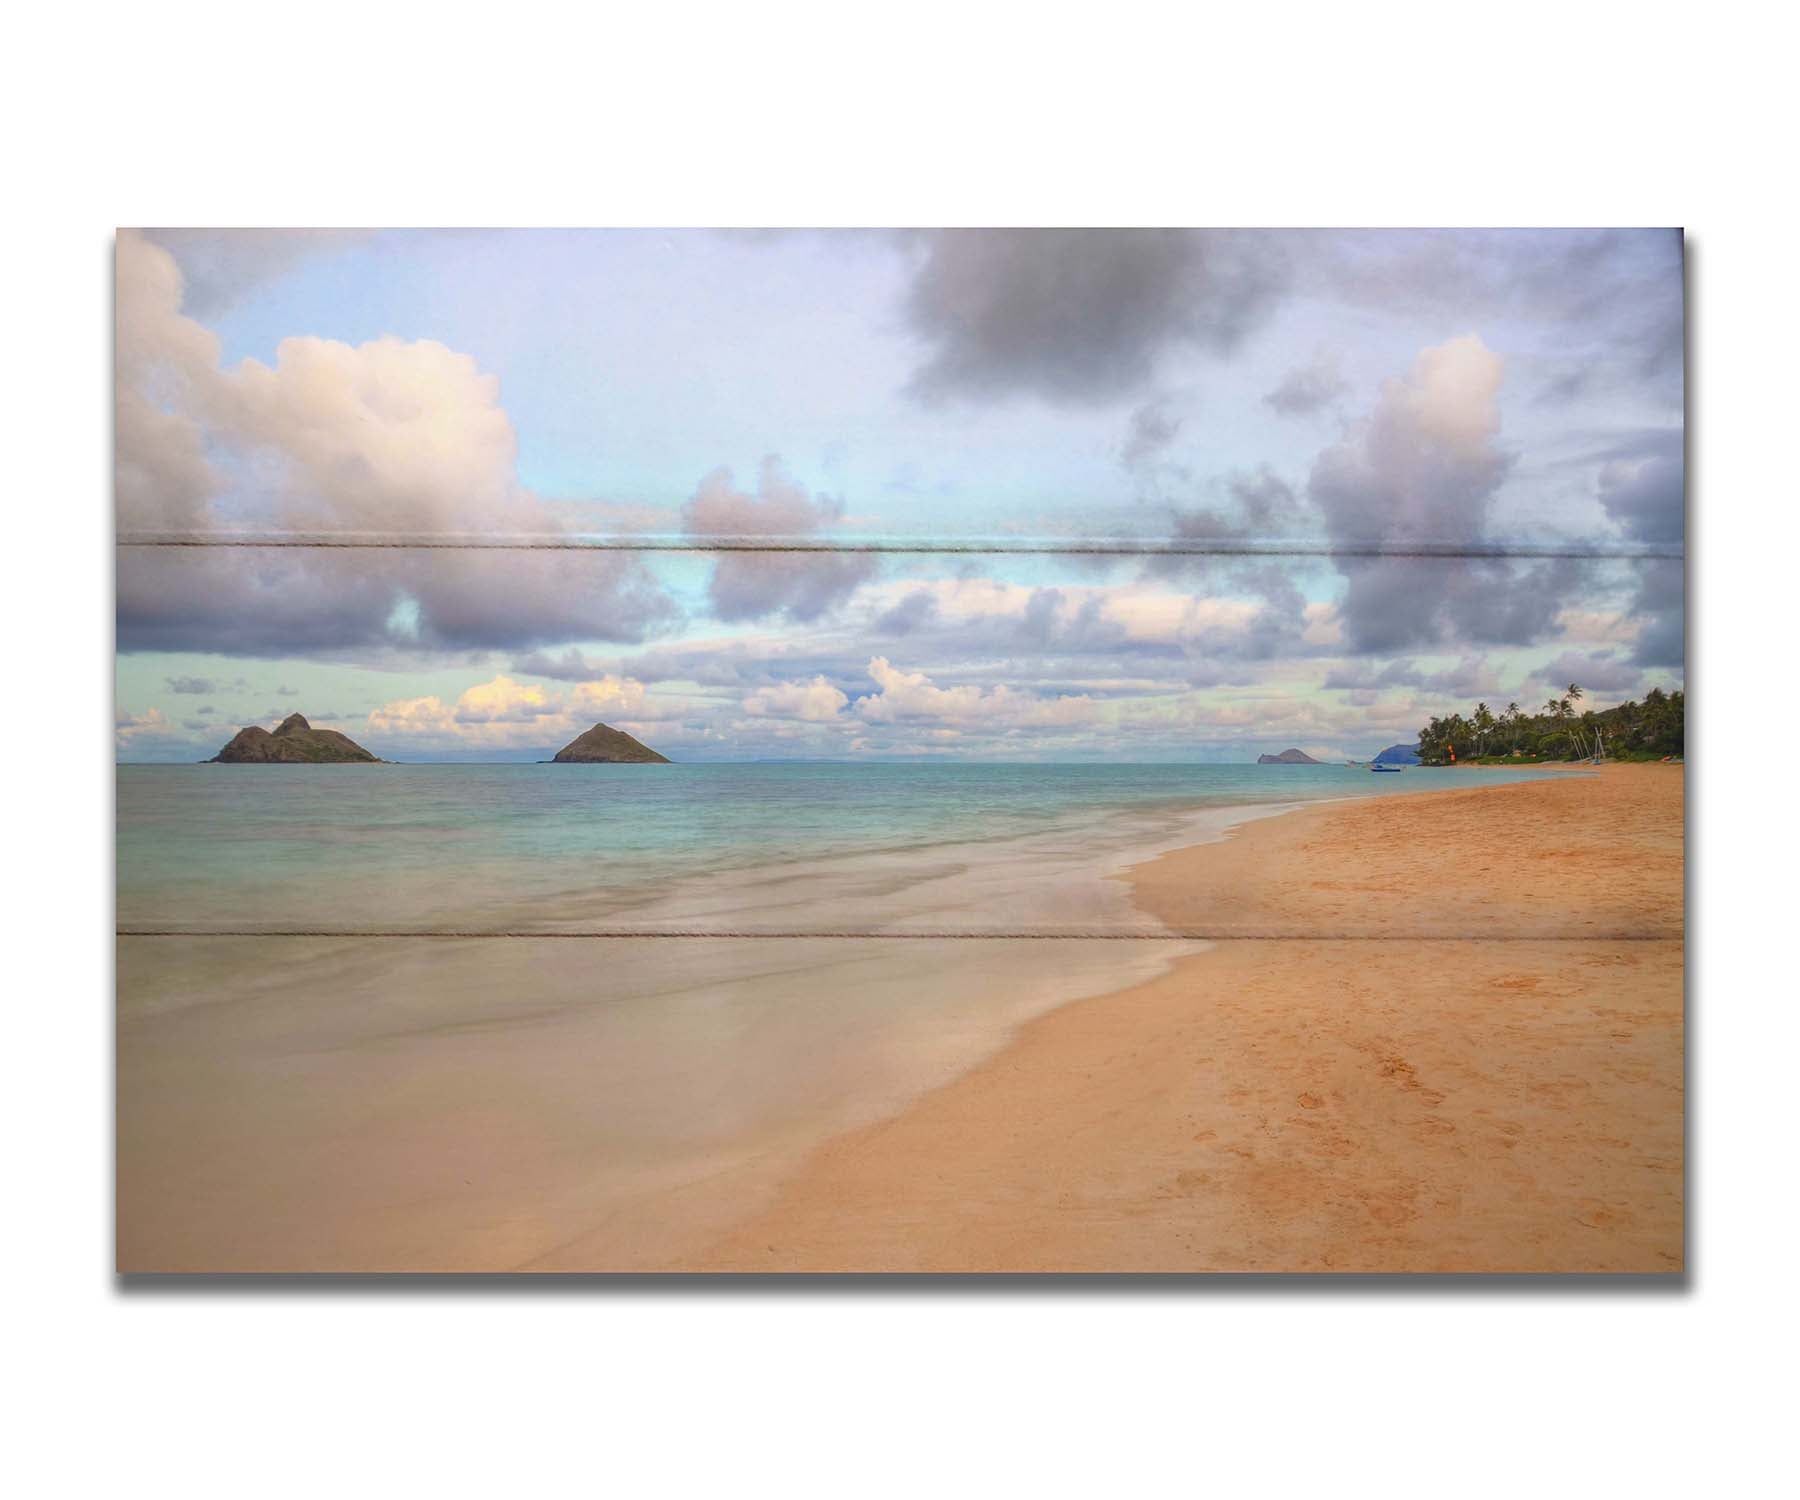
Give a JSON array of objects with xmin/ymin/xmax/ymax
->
[{"xmin": 117, "ymin": 762, "xmax": 1562, "ymax": 931}]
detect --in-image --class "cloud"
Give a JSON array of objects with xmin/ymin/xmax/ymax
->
[
  {"xmin": 1581, "ymin": 431, "xmax": 1683, "ymax": 668},
  {"xmin": 1627, "ymin": 556, "xmax": 1684, "ymax": 667},
  {"xmin": 447, "ymin": 675, "xmax": 563, "ymax": 724},
  {"xmin": 165, "ymin": 675, "xmax": 215, "ymax": 694},
  {"xmin": 902, "ymin": 229, "xmax": 1287, "ymax": 406},
  {"xmin": 1554, "ymin": 609, "xmax": 1641, "ymax": 647},
  {"xmin": 1313, "ymin": 334, "xmax": 1510, "ymax": 544},
  {"xmin": 115, "ymin": 232, "xmax": 221, "ymax": 534},
  {"xmin": 1119, "ymin": 398, "xmax": 1184, "ymax": 474},
  {"xmin": 1303, "ymin": 334, "xmax": 1597, "ymax": 654},
  {"xmin": 1322, "ymin": 654, "xmax": 1501, "ymax": 699},
  {"xmin": 1171, "ymin": 467, "xmax": 1305, "ymax": 542},
  {"xmin": 1264, "ymin": 351, "xmax": 1348, "ymax": 418},
  {"xmin": 853, "ymin": 576, "xmax": 1267, "ymax": 662},
  {"xmin": 114, "ymin": 230, "xmax": 677, "ymax": 655},
  {"xmin": 872, "ymin": 588, "xmax": 939, "ymax": 636},
  {"xmin": 1596, "ymin": 437, "xmax": 1684, "ymax": 544},
  {"xmin": 742, "ymin": 676, "xmax": 849, "ymax": 722},
  {"xmin": 682, "ymin": 457, "xmax": 877, "ymax": 622},
  {"xmin": 115, "ymin": 708, "xmax": 173, "ymax": 747},
  {"xmin": 141, "ymin": 230, "xmax": 374, "ymax": 316},
  {"xmin": 1537, "ymin": 651, "xmax": 1645, "ymax": 695},
  {"xmin": 365, "ymin": 673, "xmax": 677, "ymax": 751},
  {"xmin": 1317, "ymin": 229, "xmax": 1683, "ymax": 406},
  {"xmin": 854, "ymin": 657, "xmax": 1097, "ymax": 730}
]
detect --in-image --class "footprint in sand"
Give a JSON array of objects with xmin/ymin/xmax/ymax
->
[{"xmin": 1574, "ymin": 1205, "xmax": 1635, "ymax": 1231}]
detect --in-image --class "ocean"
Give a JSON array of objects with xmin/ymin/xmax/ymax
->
[{"xmin": 117, "ymin": 762, "xmax": 1562, "ymax": 934}]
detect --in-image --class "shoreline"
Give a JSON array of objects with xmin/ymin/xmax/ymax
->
[
  {"xmin": 116, "ymin": 813, "xmax": 1246, "ymax": 1273},
  {"xmin": 685, "ymin": 764, "xmax": 1683, "ymax": 1272}
]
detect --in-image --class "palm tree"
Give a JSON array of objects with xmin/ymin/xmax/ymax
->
[{"xmin": 1472, "ymin": 702, "xmax": 1495, "ymax": 757}]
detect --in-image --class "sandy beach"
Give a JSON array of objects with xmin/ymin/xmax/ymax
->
[{"xmin": 689, "ymin": 765, "xmax": 1684, "ymax": 1272}]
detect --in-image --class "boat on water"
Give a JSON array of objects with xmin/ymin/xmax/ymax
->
[{"xmin": 1370, "ymin": 763, "xmax": 1404, "ymax": 773}]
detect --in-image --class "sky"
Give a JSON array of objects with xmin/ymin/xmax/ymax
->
[{"xmin": 115, "ymin": 228, "xmax": 1684, "ymax": 762}]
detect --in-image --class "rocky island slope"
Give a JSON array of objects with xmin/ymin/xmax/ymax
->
[
  {"xmin": 1256, "ymin": 748, "xmax": 1320, "ymax": 765},
  {"xmin": 209, "ymin": 714, "xmax": 382, "ymax": 763},
  {"xmin": 549, "ymin": 722, "xmax": 671, "ymax": 763}
]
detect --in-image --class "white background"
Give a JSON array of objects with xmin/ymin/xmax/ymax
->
[{"xmin": 4, "ymin": 3, "xmax": 1794, "ymax": 1495}]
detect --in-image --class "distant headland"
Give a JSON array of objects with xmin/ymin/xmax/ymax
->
[
  {"xmin": 208, "ymin": 714, "xmax": 383, "ymax": 763},
  {"xmin": 547, "ymin": 722, "xmax": 671, "ymax": 763},
  {"xmin": 1256, "ymin": 748, "xmax": 1320, "ymax": 765}
]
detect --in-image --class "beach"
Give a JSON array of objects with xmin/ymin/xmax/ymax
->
[
  {"xmin": 688, "ymin": 764, "xmax": 1684, "ymax": 1272},
  {"xmin": 116, "ymin": 763, "xmax": 1682, "ymax": 1273}
]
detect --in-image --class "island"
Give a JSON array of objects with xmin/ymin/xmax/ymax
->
[
  {"xmin": 208, "ymin": 713, "xmax": 383, "ymax": 763},
  {"xmin": 1372, "ymin": 743, "xmax": 1422, "ymax": 765},
  {"xmin": 548, "ymin": 722, "xmax": 671, "ymax": 763},
  {"xmin": 1256, "ymin": 748, "xmax": 1320, "ymax": 765}
]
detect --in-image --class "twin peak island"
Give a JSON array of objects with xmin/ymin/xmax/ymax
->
[
  {"xmin": 207, "ymin": 713, "xmax": 669, "ymax": 764},
  {"xmin": 210, "ymin": 718, "xmax": 1346, "ymax": 769}
]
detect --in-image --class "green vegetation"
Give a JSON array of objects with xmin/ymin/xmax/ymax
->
[{"xmin": 1415, "ymin": 685, "xmax": 1684, "ymax": 766}]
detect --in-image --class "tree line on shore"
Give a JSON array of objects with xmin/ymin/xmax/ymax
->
[{"xmin": 1415, "ymin": 684, "xmax": 1685, "ymax": 765}]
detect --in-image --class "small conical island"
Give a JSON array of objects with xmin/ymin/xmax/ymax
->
[
  {"xmin": 209, "ymin": 713, "xmax": 383, "ymax": 763},
  {"xmin": 1256, "ymin": 747, "xmax": 1321, "ymax": 765},
  {"xmin": 549, "ymin": 722, "xmax": 671, "ymax": 763}
]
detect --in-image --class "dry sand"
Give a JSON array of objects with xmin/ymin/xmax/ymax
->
[{"xmin": 689, "ymin": 765, "xmax": 1684, "ymax": 1272}]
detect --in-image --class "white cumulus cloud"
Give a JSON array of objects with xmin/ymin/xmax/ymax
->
[{"xmin": 742, "ymin": 676, "xmax": 849, "ymax": 721}]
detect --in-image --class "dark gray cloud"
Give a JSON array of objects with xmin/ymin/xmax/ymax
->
[
  {"xmin": 1119, "ymin": 399, "xmax": 1185, "ymax": 474},
  {"xmin": 873, "ymin": 589, "xmax": 940, "ymax": 636},
  {"xmin": 1263, "ymin": 352, "xmax": 1348, "ymax": 418},
  {"xmin": 683, "ymin": 458, "xmax": 878, "ymax": 623},
  {"xmin": 1330, "ymin": 555, "xmax": 1594, "ymax": 656},
  {"xmin": 1318, "ymin": 229, "xmax": 1684, "ymax": 405},
  {"xmin": 702, "ymin": 552, "xmax": 879, "ymax": 625},
  {"xmin": 1596, "ymin": 434, "xmax": 1684, "ymax": 544},
  {"xmin": 1161, "ymin": 467, "xmax": 1304, "ymax": 549},
  {"xmin": 892, "ymin": 229, "xmax": 1680, "ymax": 414},
  {"xmin": 510, "ymin": 647, "xmax": 608, "ymax": 682},
  {"xmin": 1583, "ymin": 431, "xmax": 1684, "ymax": 668},
  {"xmin": 1323, "ymin": 655, "xmax": 1498, "ymax": 698},
  {"xmin": 118, "ymin": 549, "xmax": 679, "ymax": 656},
  {"xmin": 165, "ymin": 675, "xmax": 216, "ymax": 694},
  {"xmin": 1304, "ymin": 334, "xmax": 1595, "ymax": 653},
  {"xmin": 1627, "ymin": 557, "xmax": 1684, "ymax": 667},
  {"xmin": 903, "ymin": 230, "xmax": 1288, "ymax": 406},
  {"xmin": 1537, "ymin": 651, "xmax": 1645, "ymax": 695}
]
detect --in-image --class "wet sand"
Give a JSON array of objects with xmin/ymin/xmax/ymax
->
[
  {"xmin": 690, "ymin": 765, "xmax": 1684, "ymax": 1272},
  {"xmin": 116, "ymin": 932, "xmax": 1188, "ymax": 1271}
]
